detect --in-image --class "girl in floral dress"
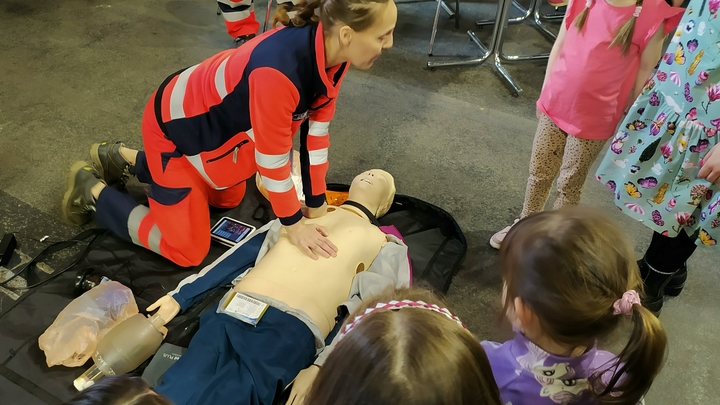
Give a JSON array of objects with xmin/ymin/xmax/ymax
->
[{"xmin": 596, "ymin": 0, "xmax": 720, "ymax": 315}]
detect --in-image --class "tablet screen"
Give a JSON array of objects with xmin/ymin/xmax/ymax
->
[{"xmin": 212, "ymin": 219, "xmax": 253, "ymax": 243}]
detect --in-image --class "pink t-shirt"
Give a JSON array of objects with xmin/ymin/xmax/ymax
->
[{"xmin": 537, "ymin": 0, "xmax": 683, "ymax": 140}]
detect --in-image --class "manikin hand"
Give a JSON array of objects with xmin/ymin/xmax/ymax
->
[
  {"xmin": 699, "ymin": 144, "xmax": 720, "ymax": 184},
  {"xmin": 301, "ymin": 202, "xmax": 329, "ymax": 219},
  {"xmin": 146, "ymin": 295, "xmax": 181, "ymax": 326},
  {"xmin": 284, "ymin": 220, "xmax": 338, "ymax": 260},
  {"xmin": 285, "ymin": 365, "xmax": 320, "ymax": 405}
]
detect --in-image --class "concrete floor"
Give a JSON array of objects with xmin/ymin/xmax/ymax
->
[{"xmin": 1, "ymin": 0, "xmax": 718, "ymax": 403}]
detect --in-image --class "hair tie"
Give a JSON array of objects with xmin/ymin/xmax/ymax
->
[
  {"xmin": 613, "ymin": 290, "xmax": 641, "ymax": 315},
  {"xmin": 633, "ymin": 6, "xmax": 642, "ymax": 17},
  {"xmin": 337, "ymin": 300, "xmax": 466, "ymax": 341}
]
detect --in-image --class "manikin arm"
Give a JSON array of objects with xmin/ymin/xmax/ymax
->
[
  {"xmin": 156, "ymin": 226, "xmax": 268, "ymax": 314},
  {"xmin": 146, "ymin": 296, "xmax": 181, "ymax": 325}
]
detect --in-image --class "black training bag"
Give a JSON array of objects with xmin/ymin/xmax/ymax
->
[{"xmin": 327, "ymin": 184, "xmax": 467, "ymax": 294}]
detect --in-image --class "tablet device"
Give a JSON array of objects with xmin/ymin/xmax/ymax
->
[{"xmin": 210, "ymin": 217, "xmax": 256, "ymax": 247}]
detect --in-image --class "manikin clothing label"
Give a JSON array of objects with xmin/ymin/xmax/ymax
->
[{"xmin": 217, "ymin": 291, "xmax": 269, "ymax": 326}]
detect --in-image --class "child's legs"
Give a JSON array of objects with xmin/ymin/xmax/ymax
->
[
  {"xmin": 552, "ymin": 136, "xmax": 607, "ymax": 209},
  {"xmin": 521, "ymin": 115, "xmax": 568, "ymax": 218},
  {"xmin": 208, "ymin": 181, "xmax": 247, "ymax": 209}
]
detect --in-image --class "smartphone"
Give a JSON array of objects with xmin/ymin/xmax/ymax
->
[{"xmin": 210, "ymin": 217, "xmax": 256, "ymax": 248}]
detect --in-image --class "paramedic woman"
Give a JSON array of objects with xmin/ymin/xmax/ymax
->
[{"xmin": 60, "ymin": 0, "xmax": 398, "ymax": 267}]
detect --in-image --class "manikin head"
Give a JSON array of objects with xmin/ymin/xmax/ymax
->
[
  {"xmin": 347, "ymin": 169, "xmax": 396, "ymax": 217},
  {"xmin": 273, "ymin": 0, "xmax": 397, "ymax": 70},
  {"xmin": 305, "ymin": 287, "xmax": 502, "ymax": 405}
]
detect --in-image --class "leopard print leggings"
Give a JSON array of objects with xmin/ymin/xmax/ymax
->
[{"xmin": 521, "ymin": 114, "xmax": 608, "ymax": 218}]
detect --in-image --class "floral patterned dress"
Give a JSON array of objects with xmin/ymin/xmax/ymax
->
[{"xmin": 596, "ymin": 0, "xmax": 720, "ymax": 247}]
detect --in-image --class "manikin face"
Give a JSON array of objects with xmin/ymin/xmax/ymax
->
[
  {"xmin": 349, "ymin": 169, "xmax": 395, "ymax": 209},
  {"xmin": 340, "ymin": 0, "xmax": 397, "ymax": 70}
]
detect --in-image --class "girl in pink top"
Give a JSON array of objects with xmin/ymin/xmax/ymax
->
[{"xmin": 490, "ymin": 0, "xmax": 683, "ymax": 249}]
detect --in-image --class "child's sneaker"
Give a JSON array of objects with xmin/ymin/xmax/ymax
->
[
  {"xmin": 548, "ymin": 0, "xmax": 569, "ymax": 6},
  {"xmin": 490, "ymin": 219, "xmax": 519, "ymax": 250}
]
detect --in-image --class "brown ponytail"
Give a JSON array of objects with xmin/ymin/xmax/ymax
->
[
  {"xmin": 610, "ymin": 0, "xmax": 644, "ymax": 54},
  {"xmin": 573, "ymin": 0, "xmax": 643, "ymax": 55},
  {"xmin": 591, "ymin": 305, "xmax": 667, "ymax": 405},
  {"xmin": 272, "ymin": 0, "xmax": 390, "ymax": 33},
  {"xmin": 573, "ymin": 1, "xmax": 590, "ymax": 31},
  {"xmin": 502, "ymin": 207, "xmax": 668, "ymax": 405},
  {"xmin": 272, "ymin": 0, "xmax": 320, "ymax": 29}
]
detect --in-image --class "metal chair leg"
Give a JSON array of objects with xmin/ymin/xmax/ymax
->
[
  {"xmin": 454, "ymin": 0, "xmax": 460, "ymax": 28},
  {"xmin": 263, "ymin": 0, "xmax": 273, "ymax": 32},
  {"xmin": 429, "ymin": 0, "xmax": 445, "ymax": 55}
]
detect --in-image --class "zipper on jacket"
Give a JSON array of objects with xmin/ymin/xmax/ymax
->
[{"xmin": 206, "ymin": 140, "xmax": 249, "ymax": 163}]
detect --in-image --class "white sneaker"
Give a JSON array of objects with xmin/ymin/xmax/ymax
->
[{"xmin": 490, "ymin": 220, "xmax": 519, "ymax": 250}]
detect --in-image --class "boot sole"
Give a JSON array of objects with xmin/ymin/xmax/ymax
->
[
  {"xmin": 664, "ymin": 284, "xmax": 685, "ymax": 297},
  {"xmin": 61, "ymin": 162, "xmax": 93, "ymax": 226},
  {"xmin": 89, "ymin": 143, "xmax": 106, "ymax": 181}
]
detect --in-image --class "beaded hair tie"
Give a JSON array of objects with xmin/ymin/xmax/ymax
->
[{"xmin": 336, "ymin": 300, "xmax": 467, "ymax": 341}]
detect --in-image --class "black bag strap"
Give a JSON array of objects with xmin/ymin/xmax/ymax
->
[
  {"xmin": 342, "ymin": 200, "xmax": 380, "ymax": 226},
  {"xmin": 0, "ymin": 228, "xmax": 105, "ymax": 290}
]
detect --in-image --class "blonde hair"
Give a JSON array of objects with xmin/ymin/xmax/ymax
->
[
  {"xmin": 272, "ymin": 0, "xmax": 390, "ymax": 33},
  {"xmin": 306, "ymin": 287, "xmax": 502, "ymax": 405},
  {"xmin": 501, "ymin": 206, "xmax": 667, "ymax": 405},
  {"xmin": 574, "ymin": 0, "xmax": 643, "ymax": 54}
]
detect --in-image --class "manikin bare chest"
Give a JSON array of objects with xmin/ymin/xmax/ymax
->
[{"xmin": 234, "ymin": 208, "xmax": 387, "ymax": 335}]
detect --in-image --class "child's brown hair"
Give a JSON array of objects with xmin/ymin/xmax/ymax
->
[
  {"xmin": 63, "ymin": 375, "xmax": 172, "ymax": 405},
  {"xmin": 574, "ymin": 0, "xmax": 644, "ymax": 54},
  {"xmin": 305, "ymin": 287, "xmax": 502, "ymax": 405},
  {"xmin": 501, "ymin": 206, "xmax": 667, "ymax": 405}
]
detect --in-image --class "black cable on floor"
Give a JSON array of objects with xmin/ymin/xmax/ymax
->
[{"xmin": 0, "ymin": 229, "xmax": 105, "ymax": 290}]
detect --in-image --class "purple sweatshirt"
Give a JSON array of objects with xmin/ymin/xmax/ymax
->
[{"xmin": 481, "ymin": 333, "xmax": 627, "ymax": 405}]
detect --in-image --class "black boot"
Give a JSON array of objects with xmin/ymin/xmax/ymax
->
[
  {"xmin": 637, "ymin": 257, "xmax": 682, "ymax": 316},
  {"xmin": 663, "ymin": 262, "xmax": 687, "ymax": 297}
]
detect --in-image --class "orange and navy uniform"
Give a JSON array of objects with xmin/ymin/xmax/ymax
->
[
  {"xmin": 93, "ymin": 23, "xmax": 347, "ymax": 267},
  {"xmin": 216, "ymin": 0, "xmax": 295, "ymax": 39}
]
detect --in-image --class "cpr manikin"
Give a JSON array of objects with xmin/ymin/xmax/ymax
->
[{"xmin": 146, "ymin": 169, "xmax": 411, "ymax": 405}]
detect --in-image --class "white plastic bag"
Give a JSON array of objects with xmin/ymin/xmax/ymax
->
[{"xmin": 38, "ymin": 281, "xmax": 138, "ymax": 367}]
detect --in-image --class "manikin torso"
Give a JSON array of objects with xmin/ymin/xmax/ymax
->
[{"xmin": 234, "ymin": 206, "xmax": 387, "ymax": 336}]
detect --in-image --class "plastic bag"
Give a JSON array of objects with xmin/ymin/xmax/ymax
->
[{"xmin": 38, "ymin": 281, "xmax": 139, "ymax": 367}]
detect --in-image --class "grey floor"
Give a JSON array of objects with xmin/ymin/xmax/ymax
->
[{"xmin": 1, "ymin": 0, "xmax": 718, "ymax": 403}]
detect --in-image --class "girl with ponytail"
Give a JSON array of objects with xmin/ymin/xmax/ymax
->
[
  {"xmin": 485, "ymin": 206, "xmax": 668, "ymax": 405},
  {"xmin": 490, "ymin": 0, "xmax": 683, "ymax": 250}
]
